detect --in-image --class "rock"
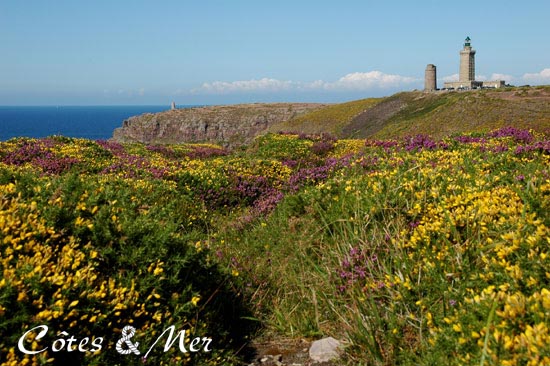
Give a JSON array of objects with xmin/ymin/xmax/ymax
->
[
  {"xmin": 112, "ymin": 103, "xmax": 326, "ymax": 148},
  {"xmin": 308, "ymin": 337, "xmax": 342, "ymax": 363},
  {"xmin": 256, "ymin": 354, "xmax": 285, "ymax": 365}
]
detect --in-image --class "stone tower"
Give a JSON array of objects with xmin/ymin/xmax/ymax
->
[
  {"xmin": 443, "ymin": 37, "xmax": 505, "ymax": 90},
  {"xmin": 424, "ymin": 64, "xmax": 437, "ymax": 91},
  {"xmin": 459, "ymin": 36, "xmax": 475, "ymax": 82}
]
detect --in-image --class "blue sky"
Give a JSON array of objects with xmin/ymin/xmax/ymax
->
[{"xmin": 1, "ymin": 0, "xmax": 549, "ymax": 105}]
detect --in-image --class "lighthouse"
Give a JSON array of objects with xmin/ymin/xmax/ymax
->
[
  {"xmin": 459, "ymin": 36, "xmax": 476, "ymax": 82},
  {"xmin": 442, "ymin": 37, "xmax": 505, "ymax": 90}
]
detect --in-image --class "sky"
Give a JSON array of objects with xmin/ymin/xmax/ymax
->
[{"xmin": 1, "ymin": 0, "xmax": 549, "ymax": 105}]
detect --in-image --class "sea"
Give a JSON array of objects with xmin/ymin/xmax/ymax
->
[{"xmin": 0, "ymin": 105, "xmax": 196, "ymax": 141}]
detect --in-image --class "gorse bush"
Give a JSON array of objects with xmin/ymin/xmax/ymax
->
[
  {"xmin": 0, "ymin": 174, "xmax": 253, "ymax": 366},
  {"xmin": 1, "ymin": 128, "xmax": 550, "ymax": 365},
  {"xmin": 210, "ymin": 128, "xmax": 550, "ymax": 365}
]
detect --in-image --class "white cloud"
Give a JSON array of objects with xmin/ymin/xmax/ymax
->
[
  {"xmin": 104, "ymin": 88, "xmax": 146, "ymax": 97},
  {"xmin": 440, "ymin": 73, "xmax": 512, "ymax": 82},
  {"xmin": 192, "ymin": 71, "xmax": 418, "ymax": 94},
  {"xmin": 490, "ymin": 73, "xmax": 513, "ymax": 82},
  {"xmin": 318, "ymin": 71, "xmax": 418, "ymax": 90},
  {"xmin": 304, "ymin": 80, "xmax": 326, "ymax": 89},
  {"xmin": 442, "ymin": 74, "xmax": 458, "ymax": 82},
  {"xmin": 522, "ymin": 68, "xmax": 550, "ymax": 84},
  {"xmin": 194, "ymin": 78, "xmax": 294, "ymax": 94}
]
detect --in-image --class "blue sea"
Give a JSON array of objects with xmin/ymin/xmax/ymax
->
[{"xmin": 0, "ymin": 105, "xmax": 193, "ymax": 141}]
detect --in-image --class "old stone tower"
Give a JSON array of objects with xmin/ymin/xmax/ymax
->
[
  {"xmin": 424, "ymin": 64, "xmax": 437, "ymax": 91},
  {"xmin": 459, "ymin": 36, "xmax": 475, "ymax": 82}
]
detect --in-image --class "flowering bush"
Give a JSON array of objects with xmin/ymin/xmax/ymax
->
[
  {"xmin": 0, "ymin": 173, "xmax": 253, "ymax": 366},
  {"xmin": 1, "ymin": 128, "xmax": 550, "ymax": 365}
]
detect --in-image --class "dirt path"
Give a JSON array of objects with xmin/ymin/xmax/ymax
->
[
  {"xmin": 244, "ymin": 338, "xmax": 343, "ymax": 366},
  {"xmin": 341, "ymin": 96, "xmax": 407, "ymax": 138}
]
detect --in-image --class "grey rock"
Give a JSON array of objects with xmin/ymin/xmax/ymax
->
[
  {"xmin": 308, "ymin": 337, "xmax": 342, "ymax": 363},
  {"xmin": 112, "ymin": 103, "xmax": 325, "ymax": 148}
]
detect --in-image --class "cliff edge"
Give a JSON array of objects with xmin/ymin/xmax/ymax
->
[
  {"xmin": 113, "ymin": 86, "xmax": 550, "ymax": 146},
  {"xmin": 112, "ymin": 103, "xmax": 326, "ymax": 147}
]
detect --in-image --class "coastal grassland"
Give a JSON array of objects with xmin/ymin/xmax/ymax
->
[
  {"xmin": 373, "ymin": 87, "xmax": 550, "ymax": 139},
  {"xmin": 266, "ymin": 87, "xmax": 550, "ymax": 142},
  {"xmin": 1, "ymin": 129, "xmax": 550, "ymax": 365},
  {"xmin": 213, "ymin": 130, "xmax": 550, "ymax": 365},
  {"xmin": 268, "ymin": 98, "xmax": 381, "ymax": 135}
]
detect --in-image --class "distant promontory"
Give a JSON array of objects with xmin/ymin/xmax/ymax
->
[
  {"xmin": 113, "ymin": 87, "xmax": 550, "ymax": 147},
  {"xmin": 112, "ymin": 103, "xmax": 326, "ymax": 147}
]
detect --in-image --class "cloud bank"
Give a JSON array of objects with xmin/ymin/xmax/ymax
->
[
  {"xmin": 440, "ymin": 73, "xmax": 514, "ymax": 82},
  {"xmin": 441, "ymin": 68, "xmax": 550, "ymax": 85},
  {"xmin": 522, "ymin": 68, "xmax": 550, "ymax": 83},
  {"xmin": 192, "ymin": 71, "xmax": 419, "ymax": 94},
  {"xmin": 190, "ymin": 67, "xmax": 549, "ymax": 96},
  {"xmin": 196, "ymin": 78, "xmax": 294, "ymax": 94},
  {"xmin": 490, "ymin": 73, "xmax": 514, "ymax": 82},
  {"xmin": 441, "ymin": 74, "xmax": 459, "ymax": 82},
  {"xmin": 321, "ymin": 71, "xmax": 417, "ymax": 90}
]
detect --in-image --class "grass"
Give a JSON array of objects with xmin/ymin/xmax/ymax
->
[
  {"xmin": 270, "ymin": 86, "xmax": 550, "ymax": 142},
  {"xmin": 373, "ymin": 88, "xmax": 550, "ymax": 139},
  {"xmin": 2, "ymin": 127, "xmax": 550, "ymax": 365},
  {"xmin": 211, "ymin": 129, "xmax": 550, "ymax": 365},
  {"xmin": 268, "ymin": 98, "xmax": 381, "ymax": 135}
]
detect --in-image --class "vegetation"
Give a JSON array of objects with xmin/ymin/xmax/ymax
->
[
  {"xmin": 1, "ymin": 127, "xmax": 550, "ymax": 365},
  {"xmin": 268, "ymin": 98, "xmax": 381, "ymax": 135},
  {"xmin": 269, "ymin": 86, "xmax": 550, "ymax": 140},
  {"xmin": 374, "ymin": 87, "xmax": 550, "ymax": 139}
]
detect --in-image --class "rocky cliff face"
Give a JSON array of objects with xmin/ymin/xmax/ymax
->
[{"xmin": 112, "ymin": 103, "xmax": 325, "ymax": 147}]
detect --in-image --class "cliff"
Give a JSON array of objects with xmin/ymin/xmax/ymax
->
[
  {"xmin": 112, "ymin": 86, "xmax": 550, "ymax": 146},
  {"xmin": 112, "ymin": 103, "xmax": 326, "ymax": 147}
]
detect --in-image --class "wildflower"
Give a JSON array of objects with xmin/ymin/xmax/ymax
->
[{"xmin": 191, "ymin": 296, "xmax": 200, "ymax": 306}]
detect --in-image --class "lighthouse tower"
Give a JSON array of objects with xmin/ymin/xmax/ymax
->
[
  {"xmin": 440, "ymin": 37, "xmax": 506, "ymax": 90},
  {"xmin": 459, "ymin": 36, "xmax": 476, "ymax": 82}
]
